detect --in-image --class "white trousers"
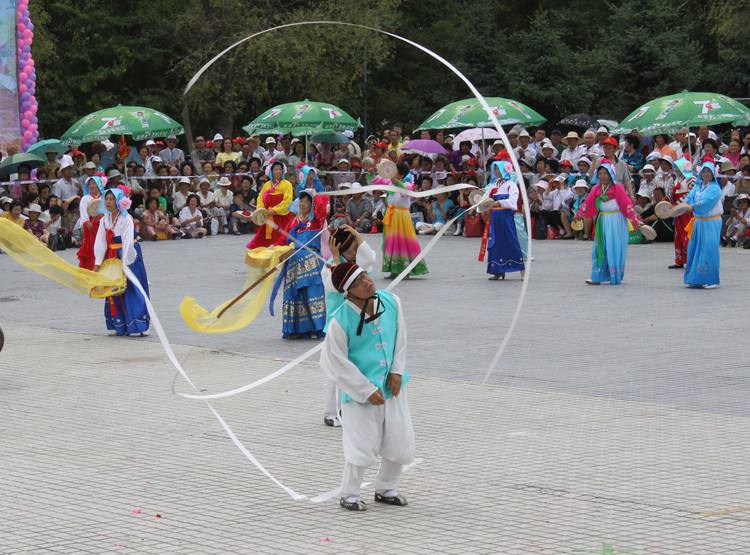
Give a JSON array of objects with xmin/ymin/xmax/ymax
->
[
  {"xmin": 340, "ymin": 390, "xmax": 415, "ymax": 496},
  {"xmin": 323, "ymin": 377, "xmax": 340, "ymax": 417}
]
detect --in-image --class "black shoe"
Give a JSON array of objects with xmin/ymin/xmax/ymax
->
[
  {"xmin": 721, "ymin": 237, "xmax": 728, "ymax": 247},
  {"xmin": 374, "ymin": 492, "xmax": 408, "ymax": 506},
  {"xmin": 340, "ymin": 497, "xmax": 367, "ymax": 511},
  {"xmin": 668, "ymin": 264, "xmax": 684, "ymax": 269}
]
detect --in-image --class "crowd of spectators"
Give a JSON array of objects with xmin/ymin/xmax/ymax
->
[{"xmin": 3, "ymin": 123, "xmax": 750, "ymax": 252}]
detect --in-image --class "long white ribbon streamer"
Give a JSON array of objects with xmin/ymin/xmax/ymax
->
[
  {"xmin": 175, "ymin": 199, "xmax": 482, "ymax": 402},
  {"xmin": 183, "ymin": 20, "xmax": 532, "ymax": 385},
  {"xmin": 123, "ymin": 265, "xmax": 306, "ymax": 501},
  {"xmin": 323, "ymin": 182, "xmax": 477, "ymax": 198},
  {"xmin": 169, "ymin": 20, "xmax": 533, "ymax": 500}
]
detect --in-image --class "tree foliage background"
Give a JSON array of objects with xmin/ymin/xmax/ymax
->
[{"xmin": 29, "ymin": 0, "xmax": 750, "ymax": 139}]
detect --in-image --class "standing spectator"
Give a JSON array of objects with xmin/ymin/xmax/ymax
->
[
  {"xmin": 159, "ymin": 135, "xmax": 185, "ymax": 167},
  {"xmin": 144, "ymin": 140, "xmax": 161, "ymax": 176},
  {"xmin": 40, "ymin": 148, "xmax": 61, "ymax": 177},
  {"xmin": 190, "ymin": 136, "xmax": 214, "ymax": 174},
  {"xmin": 669, "ymin": 128, "xmax": 689, "ymax": 157},
  {"xmin": 560, "ymin": 132, "xmax": 586, "ymax": 164},
  {"xmin": 387, "ymin": 129, "xmax": 402, "ymax": 158},
  {"xmin": 215, "ymin": 138, "xmax": 241, "ymax": 167},
  {"xmin": 515, "ymin": 131, "xmax": 536, "ymax": 165},
  {"xmin": 621, "ymin": 134, "xmax": 645, "ymax": 191},
  {"xmin": 53, "ymin": 158, "xmax": 81, "ymax": 207},
  {"xmin": 263, "ymin": 137, "xmax": 283, "ymax": 163}
]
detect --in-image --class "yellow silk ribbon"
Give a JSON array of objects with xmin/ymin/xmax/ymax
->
[{"xmin": 0, "ymin": 218, "xmax": 126, "ymax": 298}]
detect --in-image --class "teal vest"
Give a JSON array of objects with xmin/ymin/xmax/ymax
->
[{"xmin": 326, "ymin": 289, "xmax": 410, "ymax": 403}]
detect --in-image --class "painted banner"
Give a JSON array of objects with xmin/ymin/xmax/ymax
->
[{"xmin": 0, "ymin": 0, "xmax": 20, "ymax": 156}]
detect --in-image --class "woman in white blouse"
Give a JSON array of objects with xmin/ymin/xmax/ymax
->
[
  {"xmin": 178, "ymin": 193, "xmax": 207, "ymax": 238},
  {"xmin": 93, "ymin": 188, "xmax": 150, "ymax": 337}
]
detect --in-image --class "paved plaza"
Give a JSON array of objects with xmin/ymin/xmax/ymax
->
[{"xmin": 1, "ymin": 235, "xmax": 750, "ymax": 553}]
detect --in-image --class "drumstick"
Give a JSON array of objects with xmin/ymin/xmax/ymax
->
[{"xmin": 215, "ymin": 225, "xmax": 325, "ymax": 319}]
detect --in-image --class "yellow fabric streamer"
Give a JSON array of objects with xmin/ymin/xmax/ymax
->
[
  {"xmin": 179, "ymin": 245, "xmax": 293, "ymax": 334},
  {"xmin": 0, "ymin": 218, "xmax": 126, "ymax": 298}
]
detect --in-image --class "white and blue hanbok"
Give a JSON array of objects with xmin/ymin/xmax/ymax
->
[{"xmin": 684, "ymin": 161, "xmax": 722, "ymax": 288}]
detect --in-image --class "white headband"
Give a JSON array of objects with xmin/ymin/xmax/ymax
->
[{"xmin": 342, "ymin": 267, "xmax": 365, "ymax": 292}]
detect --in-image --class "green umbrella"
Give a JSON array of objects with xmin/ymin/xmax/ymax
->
[
  {"xmin": 415, "ymin": 97, "xmax": 546, "ymax": 130},
  {"xmin": 26, "ymin": 139, "xmax": 68, "ymax": 157},
  {"xmin": 243, "ymin": 100, "xmax": 359, "ymax": 134},
  {"xmin": 309, "ymin": 132, "xmax": 350, "ymax": 144},
  {"xmin": 0, "ymin": 152, "xmax": 45, "ymax": 178},
  {"xmin": 613, "ymin": 92, "xmax": 750, "ymax": 136},
  {"xmin": 60, "ymin": 105, "xmax": 184, "ymax": 145}
]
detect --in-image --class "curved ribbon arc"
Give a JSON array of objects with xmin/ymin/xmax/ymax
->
[
  {"xmin": 175, "ymin": 199, "xmax": 484, "ymax": 402},
  {"xmin": 180, "ymin": 20, "xmax": 532, "ymax": 497},
  {"xmin": 122, "ymin": 266, "xmax": 307, "ymax": 501},
  {"xmin": 324, "ymin": 182, "xmax": 478, "ymax": 198}
]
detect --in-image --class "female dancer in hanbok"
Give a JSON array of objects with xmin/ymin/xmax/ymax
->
[
  {"xmin": 683, "ymin": 159, "xmax": 722, "ymax": 289},
  {"xmin": 576, "ymin": 159, "xmax": 642, "ymax": 285},
  {"xmin": 247, "ymin": 161, "xmax": 294, "ymax": 250},
  {"xmin": 270, "ymin": 191, "xmax": 329, "ymax": 339},
  {"xmin": 669, "ymin": 157, "xmax": 695, "ymax": 269},
  {"xmin": 381, "ymin": 162, "xmax": 428, "ymax": 279},
  {"xmin": 93, "ymin": 188, "xmax": 150, "ymax": 336},
  {"xmin": 77, "ymin": 175, "xmax": 104, "ymax": 270},
  {"xmin": 479, "ymin": 161, "xmax": 525, "ymax": 279}
]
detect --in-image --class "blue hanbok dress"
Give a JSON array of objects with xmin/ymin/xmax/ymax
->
[
  {"xmin": 480, "ymin": 180, "xmax": 525, "ymax": 275},
  {"xmin": 271, "ymin": 214, "xmax": 326, "ymax": 338},
  {"xmin": 93, "ymin": 212, "xmax": 150, "ymax": 335},
  {"xmin": 684, "ymin": 163, "xmax": 722, "ymax": 287}
]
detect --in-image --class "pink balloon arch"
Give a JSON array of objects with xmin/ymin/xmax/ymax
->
[{"xmin": 16, "ymin": 0, "xmax": 39, "ymax": 150}]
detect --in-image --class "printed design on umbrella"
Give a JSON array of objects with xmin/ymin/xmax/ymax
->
[
  {"xmin": 152, "ymin": 111, "xmax": 174, "ymax": 124},
  {"xmin": 321, "ymin": 107, "xmax": 342, "ymax": 119},
  {"xmin": 100, "ymin": 117, "xmax": 122, "ymax": 130},
  {"xmin": 508, "ymin": 100, "xmax": 530, "ymax": 118},
  {"xmin": 693, "ymin": 100, "xmax": 721, "ymax": 114},
  {"xmin": 262, "ymin": 108, "xmax": 283, "ymax": 120},
  {"xmin": 489, "ymin": 106, "xmax": 507, "ymax": 117},
  {"xmin": 628, "ymin": 106, "xmax": 650, "ymax": 121},
  {"xmin": 130, "ymin": 111, "xmax": 149, "ymax": 128},
  {"xmin": 448, "ymin": 104, "xmax": 473, "ymax": 125},
  {"xmin": 656, "ymin": 99, "xmax": 682, "ymax": 120},
  {"xmin": 292, "ymin": 103, "xmax": 312, "ymax": 120},
  {"xmin": 424, "ymin": 108, "xmax": 446, "ymax": 124}
]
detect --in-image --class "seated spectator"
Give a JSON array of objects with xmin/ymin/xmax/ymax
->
[
  {"xmin": 345, "ymin": 184, "xmax": 374, "ymax": 233},
  {"xmin": 416, "ymin": 192, "xmax": 454, "ymax": 235},
  {"xmin": 723, "ymin": 194, "xmax": 750, "ymax": 247},
  {"xmin": 172, "ymin": 177, "xmax": 192, "ymax": 214},
  {"xmin": 640, "ymin": 187, "xmax": 674, "ymax": 242},
  {"xmin": 23, "ymin": 203, "xmax": 49, "ymax": 243},
  {"xmin": 214, "ymin": 177, "xmax": 234, "ymax": 233},
  {"xmin": 564, "ymin": 179, "xmax": 589, "ymax": 239},
  {"xmin": 2, "ymin": 200, "xmax": 25, "ymax": 226},
  {"xmin": 634, "ymin": 189, "xmax": 652, "ymax": 216},
  {"xmin": 371, "ymin": 189, "xmax": 386, "ymax": 232},
  {"xmin": 178, "ymin": 193, "xmax": 207, "ymax": 238},
  {"xmin": 238, "ymin": 176, "xmax": 258, "ymax": 207},
  {"xmin": 197, "ymin": 177, "xmax": 225, "ymax": 235},
  {"xmin": 229, "ymin": 191, "xmax": 254, "ymax": 235},
  {"xmin": 638, "ymin": 164, "xmax": 657, "ymax": 197},
  {"xmin": 140, "ymin": 197, "xmax": 179, "ymax": 240},
  {"xmin": 45, "ymin": 204, "xmax": 69, "ymax": 250},
  {"xmin": 331, "ymin": 196, "xmax": 348, "ymax": 229}
]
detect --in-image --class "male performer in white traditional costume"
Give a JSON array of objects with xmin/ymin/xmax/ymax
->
[
  {"xmin": 320, "ymin": 262, "xmax": 415, "ymax": 511},
  {"xmin": 320, "ymin": 225, "xmax": 377, "ymax": 427}
]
